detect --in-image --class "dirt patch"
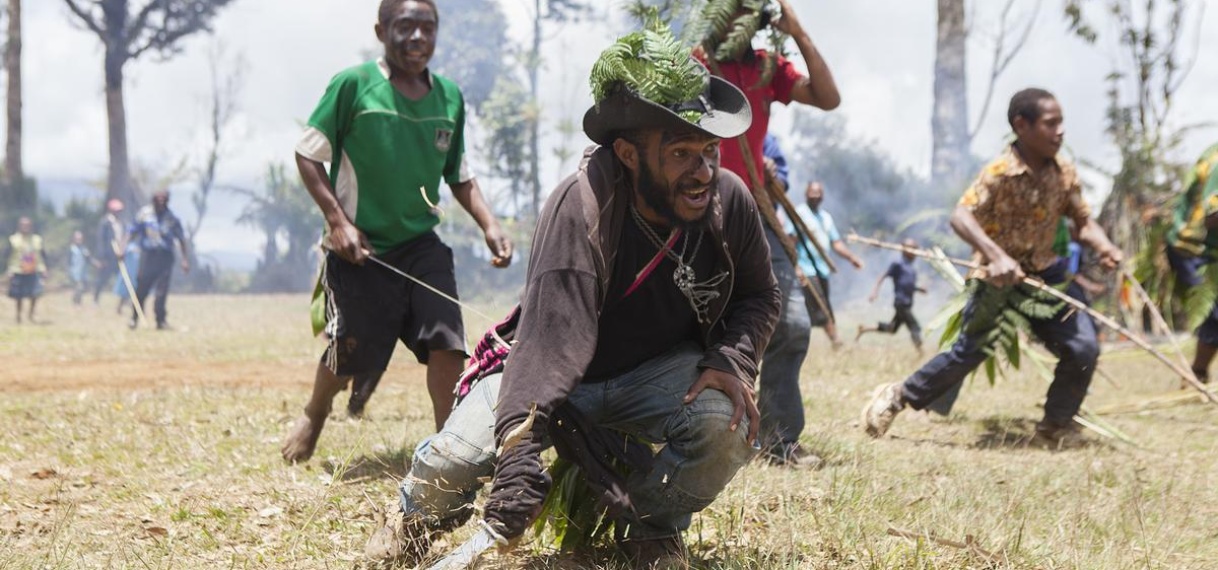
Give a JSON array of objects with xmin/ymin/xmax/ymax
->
[{"xmin": 1, "ymin": 358, "xmax": 318, "ymax": 393}]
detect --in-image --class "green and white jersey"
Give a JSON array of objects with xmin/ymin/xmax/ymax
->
[{"xmin": 296, "ymin": 58, "xmax": 473, "ymax": 252}]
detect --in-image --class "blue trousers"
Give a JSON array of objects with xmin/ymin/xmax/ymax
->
[
  {"xmin": 901, "ymin": 276, "xmax": 1099, "ymax": 425},
  {"xmin": 399, "ymin": 342, "xmax": 756, "ymax": 539},
  {"xmin": 757, "ymin": 237, "xmax": 811, "ymax": 448}
]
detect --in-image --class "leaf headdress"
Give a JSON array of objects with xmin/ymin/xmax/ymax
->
[{"xmin": 589, "ymin": 14, "xmax": 710, "ymax": 124}]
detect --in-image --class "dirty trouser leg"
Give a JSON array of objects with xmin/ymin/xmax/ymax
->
[
  {"xmin": 876, "ymin": 310, "xmax": 903, "ymax": 334},
  {"xmin": 398, "ymin": 373, "xmax": 501, "ymax": 526},
  {"xmin": 897, "ymin": 305, "xmax": 923, "ymax": 347},
  {"xmin": 757, "ymin": 258, "xmax": 811, "ymax": 449},
  {"xmin": 568, "ymin": 341, "xmax": 757, "ymax": 540},
  {"xmin": 1030, "ymin": 283, "xmax": 1099, "ymax": 425},
  {"xmin": 901, "ymin": 295, "xmax": 990, "ymax": 410}
]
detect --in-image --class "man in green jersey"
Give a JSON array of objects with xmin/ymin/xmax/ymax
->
[{"xmin": 282, "ymin": 0, "xmax": 513, "ymax": 463}]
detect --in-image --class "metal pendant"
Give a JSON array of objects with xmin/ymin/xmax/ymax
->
[{"xmin": 674, "ymin": 263, "xmax": 696, "ymax": 292}]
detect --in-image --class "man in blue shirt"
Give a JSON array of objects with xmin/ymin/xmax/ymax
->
[
  {"xmin": 128, "ymin": 190, "xmax": 190, "ymax": 330},
  {"xmin": 790, "ymin": 182, "xmax": 864, "ymax": 348},
  {"xmin": 858, "ymin": 238, "xmax": 926, "ymax": 351}
]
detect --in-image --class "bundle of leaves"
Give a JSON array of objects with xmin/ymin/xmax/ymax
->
[
  {"xmin": 531, "ymin": 458, "xmax": 616, "ymax": 552},
  {"xmin": 1132, "ymin": 199, "xmax": 1218, "ymax": 332},
  {"xmin": 590, "ymin": 13, "xmax": 709, "ymax": 124},
  {"xmin": 625, "ymin": 0, "xmax": 788, "ymax": 89},
  {"xmin": 937, "ymin": 279, "xmax": 1066, "ymax": 384},
  {"xmin": 923, "ymin": 261, "xmax": 1137, "ymax": 445},
  {"xmin": 688, "ymin": 0, "xmax": 787, "ymax": 88}
]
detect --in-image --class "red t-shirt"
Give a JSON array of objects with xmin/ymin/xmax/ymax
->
[{"xmin": 710, "ymin": 51, "xmax": 803, "ymax": 187}]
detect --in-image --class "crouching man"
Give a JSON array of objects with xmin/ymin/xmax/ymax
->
[{"xmin": 365, "ymin": 23, "xmax": 779, "ymax": 570}]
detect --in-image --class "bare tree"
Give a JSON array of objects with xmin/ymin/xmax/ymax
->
[
  {"xmin": 187, "ymin": 43, "xmax": 242, "ymax": 245},
  {"xmin": 931, "ymin": 0, "xmax": 1041, "ymax": 191},
  {"xmin": 969, "ymin": 0, "xmax": 1041, "ymax": 141},
  {"xmin": 61, "ymin": 0, "xmax": 236, "ymax": 210},
  {"xmin": 5, "ymin": 0, "xmax": 21, "ymax": 188},
  {"xmin": 524, "ymin": 0, "xmax": 592, "ymax": 219},
  {"xmin": 930, "ymin": 0, "xmax": 969, "ymax": 190},
  {"xmin": 1065, "ymin": 0, "xmax": 1206, "ymax": 302}
]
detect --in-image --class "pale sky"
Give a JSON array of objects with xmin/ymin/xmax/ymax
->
[{"xmin": 24, "ymin": 0, "xmax": 1218, "ymax": 260}]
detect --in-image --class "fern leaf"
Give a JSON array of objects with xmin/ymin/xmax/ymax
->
[
  {"xmin": 590, "ymin": 21, "xmax": 708, "ymax": 117},
  {"xmin": 984, "ymin": 355, "xmax": 998, "ymax": 385},
  {"xmin": 713, "ymin": 12, "xmax": 760, "ymax": 61},
  {"xmin": 1000, "ymin": 320, "xmax": 1022, "ymax": 368}
]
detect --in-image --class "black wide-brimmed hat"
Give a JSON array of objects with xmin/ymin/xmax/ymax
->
[{"xmin": 583, "ymin": 74, "xmax": 751, "ymax": 145}]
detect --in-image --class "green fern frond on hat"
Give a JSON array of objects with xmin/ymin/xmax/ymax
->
[{"xmin": 590, "ymin": 14, "xmax": 709, "ymax": 124}]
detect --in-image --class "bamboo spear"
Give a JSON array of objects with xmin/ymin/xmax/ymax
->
[
  {"xmin": 1121, "ymin": 269, "xmax": 1191, "ymax": 370},
  {"xmin": 846, "ymin": 232, "xmax": 1218, "ymax": 406},
  {"xmin": 111, "ymin": 238, "xmax": 147, "ymax": 326}
]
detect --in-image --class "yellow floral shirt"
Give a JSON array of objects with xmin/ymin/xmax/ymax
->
[{"xmin": 958, "ymin": 145, "xmax": 1091, "ymax": 272}]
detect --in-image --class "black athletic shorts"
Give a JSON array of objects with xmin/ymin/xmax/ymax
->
[{"xmin": 320, "ymin": 231, "xmax": 467, "ymax": 376}]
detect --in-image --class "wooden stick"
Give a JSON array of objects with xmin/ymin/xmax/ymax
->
[
  {"xmin": 847, "ymin": 233, "xmax": 1218, "ymax": 406},
  {"xmin": 1122, "ymin": 269, "xmax": 1191, "ymax": 370},
  {"xmin": 1093, "ymin": 389, "xmax": 1208, "ymax": 415},
  {"xmin": 886, "ymin": 527, "xmax": 1008, "ymax": 565}
]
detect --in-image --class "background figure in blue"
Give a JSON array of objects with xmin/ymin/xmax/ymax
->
[
  {"xmin": 757, "ymin": 134, "xmax": 819, "ymax": 467},
  {"xmin": 858, "ymin": 238, "xmax": 926, "ymax": 352},
  {"xmin": 68, "ymin": 231, "xmax": 93, "ymax": 306},
  {"xmin": 115, "ymin": 242, "xmax": 140, "ymax": 312},
  {"xmin": 128, "ymin": 190, "xmax": 191, "ymax": 330},
  {"xmin": 94, "ymin": 198, "xmax": 126, "ymax": 307},
  {"xmin": 790, "ymin": 181, "xmax": 865, "ymax": 349}
]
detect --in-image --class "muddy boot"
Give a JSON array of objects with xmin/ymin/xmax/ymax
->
[
  {"xmin": 617, "ymin": 532, "xmax": 688, "ymax": 570},
  {"xmin": 348, "ymin": 371, "xmax": 384, "ymax": 418},
  {"xmin": 1032, "ymin": 419, "xmax": 1088, "ymax": 450},
  {"xmin": 365, "ymin": 505, "xmax": 442, "ymax": 568}
]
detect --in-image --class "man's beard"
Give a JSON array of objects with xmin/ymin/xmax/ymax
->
[{"xmin": 636, "ymin": 159, "xmax": 716, "ymax": 231}]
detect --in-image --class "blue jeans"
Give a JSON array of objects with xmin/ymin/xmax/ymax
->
[
  {"xmin": 757, "ymin": 245, "xmax": 811, "ymax": 448},
  {"xmin": 901, "ymin": 272, "xmax": 1099, "ymax": 426},
  {"xmin": 399, "ymin": 342, "xmax": 757, "ymax": 538}
]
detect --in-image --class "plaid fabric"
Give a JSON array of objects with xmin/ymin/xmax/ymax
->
[{"xmin": 454, "ymin": 305, "xmax": 522, "ymax": 404}]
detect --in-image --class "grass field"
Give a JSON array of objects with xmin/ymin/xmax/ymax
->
[{"xmin": 1, "ymin": 292, "xmax": 1216, "ymax": 569}]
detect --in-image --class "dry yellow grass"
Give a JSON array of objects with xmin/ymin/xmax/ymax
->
[{"xmin": 1, "ymin": 292, "xmax": 1216, "ymax": 569}]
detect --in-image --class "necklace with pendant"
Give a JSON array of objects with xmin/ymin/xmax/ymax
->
[{"xmin": 629, "ymin": 204, "xmax": 727, "ymax": 323}]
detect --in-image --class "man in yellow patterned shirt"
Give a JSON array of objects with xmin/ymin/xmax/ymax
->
[
  {"xmin": 6, "ymin": 217, "xmax": 47, "ymax": 324},
  {"xmin": 1165, "ymin": 143, "xmax": 1218, "ymax": 383},
  {"xmin": 862, "ymin": 88, "xmax": 1123, "ymax": 446}
]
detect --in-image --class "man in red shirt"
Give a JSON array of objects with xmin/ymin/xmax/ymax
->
[
  {"xmin": 703, "ymin": 0, "xmax": 841, "ymax": 467},
  {"xmin": 711, "ymin": 0, "xmax": 841, "ymax": 184}
]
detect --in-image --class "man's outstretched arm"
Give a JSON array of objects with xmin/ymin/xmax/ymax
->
[{"xmin": 451, "ymin": 179, "xmax": 513, "ymax": 268}]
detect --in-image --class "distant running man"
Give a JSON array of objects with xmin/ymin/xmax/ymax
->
[{"xmin": 858, "ymin": 238, "xmax": 926, "ymax": 352}]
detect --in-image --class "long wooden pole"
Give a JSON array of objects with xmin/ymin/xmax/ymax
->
[
  {"xmin": 1122, "ymin": 269, "xmax": 1190, "ymax": 370},
  {"xmin": 846, "ymin": 233, "xmax": 1218, "ymax": 406}
]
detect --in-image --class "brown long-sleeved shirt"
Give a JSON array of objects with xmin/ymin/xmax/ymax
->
[{"xmin": 483, "ymin": 145, "xmax": 781, "ymax": 538}]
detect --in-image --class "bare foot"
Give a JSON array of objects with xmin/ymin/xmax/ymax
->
[{"xmin": 281, "ymin": 415, "xmax": 326, "ymax": 463}]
